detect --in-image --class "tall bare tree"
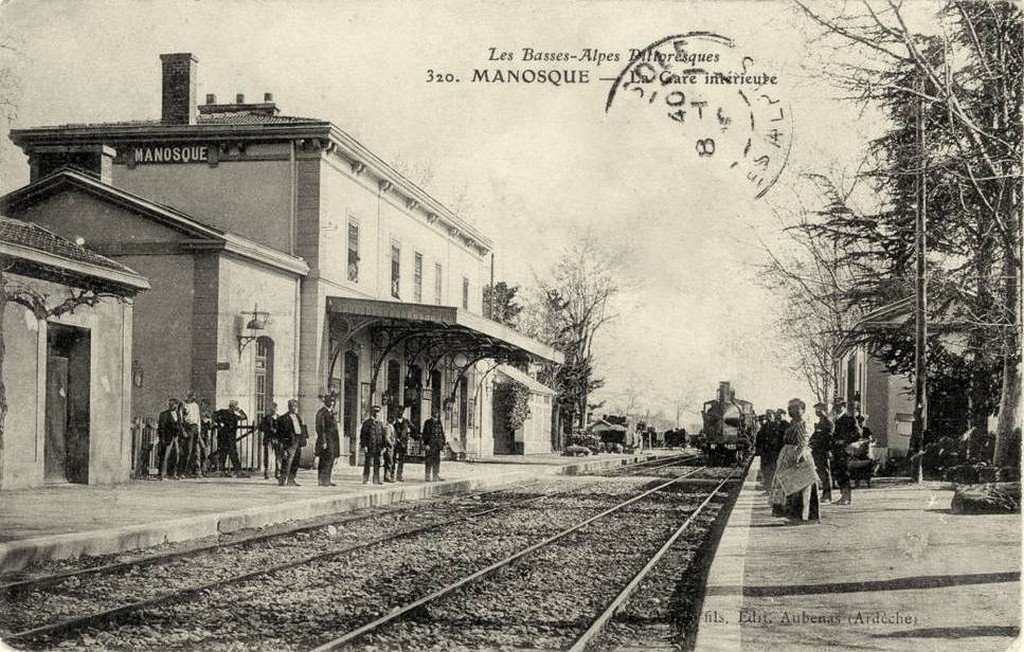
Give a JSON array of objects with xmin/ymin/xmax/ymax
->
[
  {"xmin": 759, "ymin": 174, "xmax": 867, "ymax": 406},
  {"xmin": 524, "ymin": 236, "xmax": 618, "ymax": 434}
]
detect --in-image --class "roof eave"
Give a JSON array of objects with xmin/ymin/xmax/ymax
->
[
  {"xmin": 9, "ymin": 122, "xmax": 333, "ymax": 150},
  {"xmin": 328, "ymin": 125, "xmax": 494, "ymax": 252},
  {"xmin": 0, "ymin": 240, "xmax": 150, "ymax": 293}
]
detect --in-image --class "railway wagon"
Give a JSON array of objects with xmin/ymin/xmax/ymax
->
[{"xmin": 700, "ymin": 381, "xmax": 755, "ymax": 464}]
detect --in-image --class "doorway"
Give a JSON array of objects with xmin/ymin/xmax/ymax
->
[
  {"xmin": 458, "ymin": 376, "xmax": 469, "ymax": 446},
  {"xmin": 45, "ymin": 324, "xmax": 91, "ymax": 483},
  {"xmin": 343, "ymin": 350, "xmax": 359, "ymax": 466},
  {"xmin": 406, "ymin": 365, "xmax": 423, "ymax": 433},
  {"xmin": 430, "ymin": 369, "xmax": 442, "ymax": 417},
  {"xmin": 254, "ymin": 337, "xmax": 275, "ymax": 420},
  {"xmin": 386, "ymin": 359, "xmax": 401, "ymax": 420},
  {"xmin": 492, "ymin": 383, "xmax": 516, "ymax": 455}
]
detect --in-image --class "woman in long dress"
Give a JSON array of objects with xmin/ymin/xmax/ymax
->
[{"xmin": 770, "ymin": 398, "xmax": 820, "ymax": 522}]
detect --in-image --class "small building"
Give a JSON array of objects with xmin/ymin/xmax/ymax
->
[
  {"xmin": 490, "ymin": 364, "xmax": 555, "ymax": 455},
  {"xmin": 0, "ymin": 215, "xmax": 149, "ymax": 489},
  {"xmin": 836, "ymin": 297, "xmax": 972, "ymax": 460}
]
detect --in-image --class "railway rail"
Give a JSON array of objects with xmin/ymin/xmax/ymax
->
[
  {"xmin": 314, "ymin": 461, "xmax": 745, "ymax": 651},
  {"xmin": 2, "ymin": 452, "xmax": 699, "ymax": 647},
  {"xmin": 1, "ymin": 452, "xmax": 694, "ymax": 595}
]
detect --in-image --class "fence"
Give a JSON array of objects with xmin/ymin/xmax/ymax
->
[
  {"xmin": 130, "ymin": 417, "xmax": 273, "ymax": 478},
  {"xmin": 130, "ymin": 418, "xmax": 442, "ymax": 478}
]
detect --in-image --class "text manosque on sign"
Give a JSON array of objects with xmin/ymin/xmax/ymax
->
[{"xmin": 134, "ymin": 145, "xmax": 209, "ymax": 164}]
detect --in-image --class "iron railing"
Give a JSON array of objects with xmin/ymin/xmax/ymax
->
[{"xmin": 131, "ymin": 418, "xmax": 274, "ymax": 478}]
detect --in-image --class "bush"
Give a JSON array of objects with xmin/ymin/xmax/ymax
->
[{"xmin": 567, "ymin": 431, "xmax": 602, "ymax": 453}]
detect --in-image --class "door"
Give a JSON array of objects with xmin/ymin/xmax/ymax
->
[
  {"xmin": 46, "ymin": 324, "xmax": 91, "ymax": 484},
  {"xmin": 344, "ymin": 351, "xmax": 359, "ymax": 466},
  {"xmin": 44, "ymin": 356, "xmax": 69, "ymax": 481},
  {"xmin": 406, "ymin": 365, "xmax": 423, "ymax": 434},
  {"xmin": 430, "ymin": 369, "xmax": 442, "ymax": 417},
  {"xmin": 492, "ymin": 384, "xmax": 516, "ymax": 455},
  {"xmin": 253, "ymin": 337, "xmax": 275, "ymax": 470},
  {"xmin": 386, "ymin": 360, "xmax": 401, "ymax": 420},
  {"xmin": 458, "ymin": 377, "xmax": 469, "ymax": 446}
]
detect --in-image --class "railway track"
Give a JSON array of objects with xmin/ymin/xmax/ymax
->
[
  {"xmin": 2, "ymin": 453, "xmax": 699, "ymax": 648},
  {"xmin": 313, "ymin": 462, "xmax": 746, "ymax": 651}
]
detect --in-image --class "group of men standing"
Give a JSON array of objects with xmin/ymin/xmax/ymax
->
[
  {"xmin": 755, "ymin": 397, "xmax": 867, "ymax": 507},
  {"xmin": 155, "ymin": 390, "xmax": 251, "ymax": 480},
  {"xmin": 357, "ymin": 404, "xmax": 447, "ymax": 484},
  {"xmin": 156, "ymin": 392, "xmax": 452, "ymax": 486}
]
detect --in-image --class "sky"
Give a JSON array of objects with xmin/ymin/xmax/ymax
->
[{"xmin": 0, "ymin": 0, "xmax": 900, "ymax": 422}]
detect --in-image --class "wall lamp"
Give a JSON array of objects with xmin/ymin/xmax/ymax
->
[{"xmin": 238, "ymin": 304, "xmax": 270, "ymax": 355}]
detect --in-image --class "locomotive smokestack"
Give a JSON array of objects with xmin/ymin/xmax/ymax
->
[{"xmin": 718, "ymin": 381, "xmax": 731, "ymax": 403}]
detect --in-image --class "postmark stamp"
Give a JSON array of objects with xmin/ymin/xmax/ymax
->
[{"xmin": 606, "ymin": 32, "xmax": 792, "ymax": 199}]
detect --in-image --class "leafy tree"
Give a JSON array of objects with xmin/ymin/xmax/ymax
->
[
  {"xmin": 794, "ymin": 1, "xmax": 1022, "ymax": 460},
  {"xmin": 483, "ymin": 281, "xmax": 523, "ymax": 329}
]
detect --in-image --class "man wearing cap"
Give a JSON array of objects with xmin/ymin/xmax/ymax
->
[
  {"xmin": 315, "ymin": 394, "xmax": 341, "ymax": 487},
  {"xmin": 809, "ymin": 401, "xmax": 834, "ymax": 502},
  {"xmin": 422, "ymin": 406, "xmax": 447, "ymax": 482},
  {"xmin": 382, "ymin": 413, "xmax": 397, "ymax": 483},
  {"xmin": 391, "ymin": 406, "xmax": 412, "ymax": 482},
  {"xmin": 276, "ymin": 399, "xmax": 305, "ymax": 486},
  {"xmin": 360, "ymin": 406, "xmax": 386, "ymax": 485},
  {"xmin": 157, "ymin": 397, "xmax": 185, "ymax": 480},
  {"xmin": 762, "ymin": 409, "xmax": 787, "ymax": 490},
  {"xmin": 832, "ymin": 398, "xmax": 860, "ymax": 504}
]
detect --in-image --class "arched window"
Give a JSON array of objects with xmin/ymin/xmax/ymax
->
[{"xmin": 254, "ymin": 336, "xmax": 275, "ymax": 419}]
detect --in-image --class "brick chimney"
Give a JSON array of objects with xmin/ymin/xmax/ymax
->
[{"xmin": 160, "ymin": 53, "xmax": 198, "ymax": 125}]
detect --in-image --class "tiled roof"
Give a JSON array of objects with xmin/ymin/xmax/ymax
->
[
  {"xmin": 0, "ymin": 214, "xmax": 134, "ymax": 274},
  {"xmin": 23, "ymin": 113, "xmax": 324, "ymax": 131},
  {"xmin": 196, "ymin": 112, "xmax": 322, "ymax": 125}
]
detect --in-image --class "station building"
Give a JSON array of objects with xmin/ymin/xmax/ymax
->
[
  {"xmin": 0, "ymin": 215, "xmax": 148, "ymax": 489},
  {"xmin": 4, "ymin": 52, "xmax": 560, "ymax": 469},
  {"xmin": 836, "ymin": 297, "xmax": 974, "ymax": 460}
]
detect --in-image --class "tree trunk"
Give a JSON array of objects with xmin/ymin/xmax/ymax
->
[
  {"xmin": 0, "ymin": 274, "xmax": 7, "ymax": 490},
  {"xmin": 994, "ymin": 252, "xmax": 1022, "ymax": 468}
]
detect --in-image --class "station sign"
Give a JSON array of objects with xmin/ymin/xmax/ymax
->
[{"xmin": 132, "ymin": 144, "xmax": 209, "ymax": 164}]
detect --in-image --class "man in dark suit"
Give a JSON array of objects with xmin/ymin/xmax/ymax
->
[
  {"xmin": 157, "ymin": 397, "xmax": 184, "ymax": 480},
  {"xmin": 260, "ymin": 402, "xmax": 279, "ymax": 480},
  {"xmin": 809, "ymin": 402, "xmax": 834, "ymax": 502},
  {"xmin": 391, "ymin": 405, "xmax": 411, "ymax": 482},
  {"xmin": 360, "ymin": 405, "xmax": 386, "ymax": 485},
  {"xmin": 315, "ymin": 394, "xmax": 341, "ymax": 487},
  {"xmin": 763, "ymin": 409, "xmax": 787, "ymax": 492},
  {"xmin": 276, "ymin": 399, "xmax": 305, "ymax": 486},
  {"xmin": 422, "ymin": 407, "xmax": 446, "ymax": 482},
  {"xmin": 213, "ymin": 400, "xmax": 248, "ymax": 478},
  {"xmin": 832, "ymin": 398, "xmax": 861, "ymax": 505}
]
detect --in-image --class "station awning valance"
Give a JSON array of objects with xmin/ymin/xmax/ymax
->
[{"xmin": 325, "ymin": 296, "xmax": 563, "ymax": 365}]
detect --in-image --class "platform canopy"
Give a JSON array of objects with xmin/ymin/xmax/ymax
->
[{"xmin": 325, "ymin": 296, "xmax": 562, "ymax": 393}]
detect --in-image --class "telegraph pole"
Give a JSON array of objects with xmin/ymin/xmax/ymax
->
[{"xmin": 913, "ymin": 84, "xmax": 928, "ymax": 482}]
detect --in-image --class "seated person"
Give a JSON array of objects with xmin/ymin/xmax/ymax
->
[{"xmin": 847, "ymin": 415, "xmax": 877, "ymax": 488}]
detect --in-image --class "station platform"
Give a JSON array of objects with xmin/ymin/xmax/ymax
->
[
  {"xmin": 0, "ymin": 451, "xmax": 665, "ymax": 573},
  {"xmin": 696, "ymin": 457, "xmax": 1022, "ymax": 652}
]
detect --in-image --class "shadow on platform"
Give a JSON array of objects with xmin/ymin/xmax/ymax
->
[{"xmin": 705, "ymin": 571, "xmax": 1019, "ymax": 597}]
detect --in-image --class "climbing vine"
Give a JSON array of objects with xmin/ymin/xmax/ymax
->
[{"xmin": 495, "ymin": 380, "xmax": 532, "ymax": 432}]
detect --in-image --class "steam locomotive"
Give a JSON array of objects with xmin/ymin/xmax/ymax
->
[{"xmin": 700, "ymin": 381, "xmax": 756, "ymax": 464}]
